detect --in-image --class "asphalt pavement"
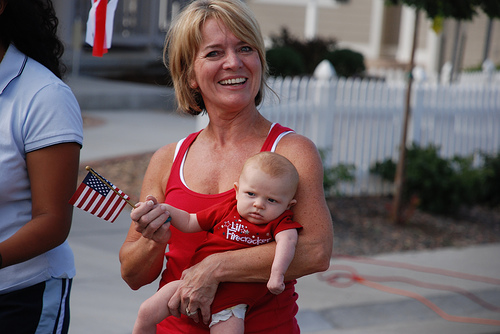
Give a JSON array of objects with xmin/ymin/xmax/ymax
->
[{"xmin": 66, "ymin": 75, "xmax": 500, "ymax": 334}]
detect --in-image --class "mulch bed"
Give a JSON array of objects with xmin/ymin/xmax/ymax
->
[{"xmin": 78, "ymin": 151, "xmax": 500, "ymax": 256}]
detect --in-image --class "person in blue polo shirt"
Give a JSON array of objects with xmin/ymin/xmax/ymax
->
[{"xmin": 0, "ymin": 0, "xmax": 83, "ymax": 333}]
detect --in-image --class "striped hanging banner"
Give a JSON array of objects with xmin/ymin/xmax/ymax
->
[{"xmin": 85, "ymin": 0, "xmax": 119, "ymax": 57}]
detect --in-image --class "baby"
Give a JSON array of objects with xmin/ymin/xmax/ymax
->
[{"xmin": 132, "ymin": 151, "xmax": 301, "ymax": 333}]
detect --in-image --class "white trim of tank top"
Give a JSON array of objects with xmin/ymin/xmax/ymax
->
[
  {"xmin": 271, "ymin": 130, "xmax": 295, "ymax": 152},
  {"xmin": 174, "ymin": 123, "xmax": 293, "ymax": 190}
]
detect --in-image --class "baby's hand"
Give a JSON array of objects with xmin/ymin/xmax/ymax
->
[{"xmin": 267, "ymin": 274, "xmax": 285, "ymax": 295}]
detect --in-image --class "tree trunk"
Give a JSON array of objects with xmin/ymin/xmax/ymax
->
[
  {"xmin": 391, "ymin": 9, "xmax": 420, "ymax": 224},
  {"xmin": 449, "ymin": 20, "xmax": 462, "ymax": 83}
]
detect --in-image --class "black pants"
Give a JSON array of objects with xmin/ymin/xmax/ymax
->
[{"xmin": 0, "ymin": 278, "xmax": 72, "ymax": 334}]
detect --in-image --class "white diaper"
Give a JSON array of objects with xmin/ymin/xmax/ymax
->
[{"xmin": 209, "ymin": 304, "xmax": 248, "ymax": 328}]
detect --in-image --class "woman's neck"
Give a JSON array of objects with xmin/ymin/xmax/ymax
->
[{"xmin": 203, "ymin": 109, "xmax": 271, "ymax": 145}]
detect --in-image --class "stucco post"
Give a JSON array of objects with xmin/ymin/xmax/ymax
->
[
  {"xmin": 305, "ymin": 0, "xmax": 318, "ymax": 40},
  {"xmin": 396, "ymin": 5, "xmax": 415, "ymax": 64},
  {"xmin": 368, "ymin": 0, "xmax": 385, "ymax": 60}
]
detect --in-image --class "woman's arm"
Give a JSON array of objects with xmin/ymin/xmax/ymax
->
[
  {"xmin": 276, "ymin": 134, "xmax": 334, "ymax": 275},
  {"xmin": 119, "ymin": 144, "xmax": 176, "ymax": 290},
  {"xmin": 168, "ymin": 134, "xmax": 333, "ymax": 323},
  {"xmin": 0, "ymin": 143, "xmax": 80, "ymax": 268}
]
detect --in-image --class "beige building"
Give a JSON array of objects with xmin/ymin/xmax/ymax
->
[
  {"xmin": 247, "ymin": 0, "xmax": 500, "ymax": 75},
  {"xmin": 50, "ymin": 0, "xmax": 499, "ymax": 78}
]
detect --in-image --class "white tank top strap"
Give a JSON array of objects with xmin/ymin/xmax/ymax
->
[
  {"xmin": 174, "ymin": 124, "xmax": 293, "ymax": 188},
  {"xmin": 269, "ymin": 123, "xmax": 294, "ymax": 152}
]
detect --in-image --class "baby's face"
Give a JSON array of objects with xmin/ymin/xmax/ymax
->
[{"xmin": 234, "ymin": 167, "xmax": 295, "ymax": 224}]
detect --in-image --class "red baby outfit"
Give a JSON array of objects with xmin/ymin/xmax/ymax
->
[{"xmin": 194, "ymin": 195, "xmax": 302, "ymax": 314}]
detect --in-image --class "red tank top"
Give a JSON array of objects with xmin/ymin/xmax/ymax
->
[{"xmin": 157, "ymin": 123, "xmax": 299, "ymax": 333}]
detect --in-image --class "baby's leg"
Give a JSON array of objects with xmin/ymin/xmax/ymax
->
[
  {"xmin": 210, "ymin": 315, "xmax": 244, "ymax": 334},
  {"xmin": 209, "ymin": 304, "xmax": 247, "ymax": 334},
  {"xmin": 133, "ymin": 280, "xmax": 181, "ymax": 334}
]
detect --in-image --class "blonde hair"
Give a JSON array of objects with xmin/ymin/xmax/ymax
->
[
  {"xmin": 242, "ymin": 152, "xmax": 299, "ymax": 194},
  {"xmin": 164, "ymin": 0, "xmax": 269, "ymax": 115}
]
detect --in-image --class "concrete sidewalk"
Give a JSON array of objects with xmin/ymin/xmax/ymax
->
[
  {"xmin": 67, "ymin": 75, "xmax": 500, "ymax": 334},
  {"xmin": 79, "ymin": 109, "xmax": 197, "ymax": 162}
]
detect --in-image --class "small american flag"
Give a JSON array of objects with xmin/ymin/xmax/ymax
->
[{"xmin": 69, "ymin": 168, "xmax": 131, "ymax": 223}]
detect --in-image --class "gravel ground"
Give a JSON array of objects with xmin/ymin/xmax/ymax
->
[{"xmin": 78, "ymin": 152, "xmax": 500, "ymax": 256}]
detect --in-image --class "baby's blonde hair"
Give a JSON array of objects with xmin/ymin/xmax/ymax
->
[{"xmin": 242, "ymin": 152, "xmax": 299, "ymax": 194}]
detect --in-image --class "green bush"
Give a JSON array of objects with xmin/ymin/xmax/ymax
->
[
  {"xmin": 267, "ymin": 28, "xmax": 366, "ymax": 78},
  {"xmin": 370, "ymin": 159, "xmax": 396, "ymax": 181},
  {"xmin": 266, "ymin": 47, "xmax": 305, "ymax": 77},
  {"xmin": 449, "ymin": 155, "xmax": 485, "ymax": 206},
  {"xmin": 370, "ymin": 144, "xmax": 499, "ymax": 214},
  {"xmin": 324, "ymin": 49, "xmax": 366, "ymax": 78},
  {"xmin": 403, "ymin": 144, "xmax": 462, "ymax": 214},
  {"xmin": 320, "ymin": 150, "xmax": 356, "ymax": 197},
  {"xmin": 480, "ymin": 152, "xmax": 500, "ymax": 206},
  {"xmin": 323, "ymin": 164, "xmax": 356, "ymax": 197},
  {"xmin": 268, "ymin": 27, "xmax": 337, "ymax": 75}
]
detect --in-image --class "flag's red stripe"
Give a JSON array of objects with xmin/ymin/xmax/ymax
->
[
  {"xmin": 108, "ymin": 201, "xmax": 127, "ymax": 223},
  {"xmin": 104, "ymin": 195, "xmax": 124, "ymax": 221},
  {"xmin": 94, "ymin": 192, "xmax": 114, "ymax": 218},
  {"xmin": 74, "ymin": 186, "xmax": 93, "ymax": 208},
  {"xmin": 93, "ymin": 0, "xmax": 107, "ymax": 57},
  {"xmin": 96, "ymin": 191, "xmax": 120, "ymax": 219},
  {"xmin": 87, "ymin": 192, "xmax": 105, "ymax": 213},
  {"xmin": 69, "ymin": 183, "xmax": 89, "ymax": 206},
  {"xmin": 85, "ymin": 193, "xmax": 99, "ymax": 213},
  {"xmin": 78, "ymin": 189, "xmax": 93, "ymax": 209},
  {"xmin": 83, "ymin": 191, "xmax": 101, "ymax": 212},
  {"xmin": 102, "ymin": 194, "xmax": 121, "ymax": 221},
  {"xmin": 89, "ymin": 192, "xmax": 107, "ymax": 214}
]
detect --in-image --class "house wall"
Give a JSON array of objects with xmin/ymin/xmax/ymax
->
[
  {"xmin": 381, "ymin": 5, "xmax": 401, "ymax": 47},
  {"xmin": 315, "ymin": 1, "xmax": 372, "ymax": 44},
  {"xmin": 247, "ymin": 3, "xmax": 307, "ymax": 40},
  {"xmin": 461, "ymin": 14, "xmax": 500, "ymax": 68},
  {"xmin": 247, "ymin": 0, "xmax": 373, "ymax": 49},
  {"xmin": 248, "ymin": 0, "xmax": 500, "ymax": 73}
]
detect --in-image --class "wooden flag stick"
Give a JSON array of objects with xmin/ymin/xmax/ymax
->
[{"xmin": 85, "ymin": 166, "xmax": 137, "ymax": 208}]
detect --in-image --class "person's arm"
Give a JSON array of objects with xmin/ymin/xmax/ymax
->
[
  {"xmin": 277, "ymin": 134, "xmax": 333, "ymax": 275},
  {"xmin": 168, "ymin": 134, "xmax": 333, "ymax": 323},
  {"xmin": 267, "ymin": 228, "xmax": 298, "ymax": 295},
  {"xmin": 0, "ymin": 143, "xmax": 80, "ymax": 268},
  {"xmin": 119, "ymin": 144, "xmax": 176, "ymax": 290}
]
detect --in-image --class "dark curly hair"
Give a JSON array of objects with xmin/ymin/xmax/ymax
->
[{"xmin": 0, "ymin": 0, "xmax": 66, "ymax": 78}]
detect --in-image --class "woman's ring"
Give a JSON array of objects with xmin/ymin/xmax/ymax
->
[{"xmin": 186, "ymin": 307, "xmax": 197, "ymax": 317}]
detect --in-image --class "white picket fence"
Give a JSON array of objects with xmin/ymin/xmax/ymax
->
[{"xmin": 259, "ymin": 76, "xmax": 500, "ymax": 195}]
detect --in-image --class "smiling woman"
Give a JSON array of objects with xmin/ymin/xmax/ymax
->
[{"xmin": 119, "ymin": 0, "xmax": 333, "ymax": 333}]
